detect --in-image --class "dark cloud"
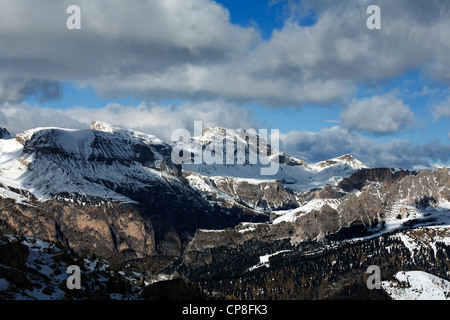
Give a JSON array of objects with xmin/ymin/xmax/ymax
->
[
  {"xmin": 0, "ymin": 77, "xmax": 61, "ymax": 103},
  {"xmin": 1, "ymin": 0, "xmax": 450, "ymax": 106},
  {"xmin": 19, "ymin": 79, "xmax": 61, "ymax": 102}
]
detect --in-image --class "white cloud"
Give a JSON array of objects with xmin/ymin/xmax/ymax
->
[
  {"xmin": 0, "ymin": 102, "xmax": 86, "ymax": 135},
  {"xmin": 64, "ymin": 100, "xmax": 258, "ymax": 140},
  {"xmin": 341, "ymin": 93, "xmax": 415, "ymax": 134},
  {"xmin": 0, "ymin": 100, "xmax": 257, "ymax": 141},
  {"xmin": 0, "ymin": 0, "xmax": 259, "ymax": 101},
  {"xmin": 431, "ymin": 96, "xmax": 450, "ymax": 120}
]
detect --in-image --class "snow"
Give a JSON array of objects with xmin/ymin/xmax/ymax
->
[
  {"xmin": 0, "ymin": 125, "xmax": 184, "ymax": 204},
  {"xmin": 198, "ymin": 229, "xmax": 226, "ymax": 233},
  {"xmin": 272, "ymin": 198, "xmax": 341, "ymax": 224},
  {"xmin": 349, "ymin": 197, "xmax": 450, "ymax": 243},
  {"xmin": 182, "ymin": 128, "xmax": 366, "ymax": 192},
  {"xmin": 0, "ymin": 123, "xmax": 368, "ymax": 211},
  {"xmin": 382, "ymin": 271, "xmax": 450, "ymax": 300},
  {"xmin": 1, "ymin": 234, "xmax": 147, "ymax": 300},
  {"xmin": 185, "ymin": 160, "xmax": 361, "ymax": 192},
  {"xmin": 236, "ymin": 222, "xmax": 260, "ymax": 233},
  {"xmin": 313, "ymin": 154, "xmax": 367, "ymax": 171},
  {"xmin": 214, "ymin": 176, "xmax": 277, "ymax": 185},
  {"xmin": 397, "ymin": 233, "xmax": 420, "ymax": 256},
  {"xmin": 91, "ymin": 121, "xmax": 168, "ymax": 151},
  {"xmin": 247, "ymin": 250, "xmax": 291, "ymax": 271},
  {"xmin": 0, "ymin": 138, "xmax": 30, "ymax": 193}
]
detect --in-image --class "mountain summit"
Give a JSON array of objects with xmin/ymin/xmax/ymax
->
[{"xmin": 316, "ymin": 154, "xmax": 367, "ymax": 170}]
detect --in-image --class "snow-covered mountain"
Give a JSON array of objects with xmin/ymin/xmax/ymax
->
[
  {"xmin": 1, "ymin": 122, "xmax": 364, "ymax": 207},
  {"xmin": 0, "ymin": 121, "xmax": 183, "ymax": 203},
  {"xmin": 273, "ymin": 167, "xmax": 450, "ymax": 234},
  {"xmin": 0, "ymin": 122, "xmax": 267, "ymax": 263},
  {"xmin": 179, "ymin": 126, "xmax": 367, "ymax": 212},
  {"xmin": 0, "ymin": 122, "xmax": 449, "ymax": 300},
  {"xmin": 182, "ymin": 127, "xmax": 366, "ymax": 192}
]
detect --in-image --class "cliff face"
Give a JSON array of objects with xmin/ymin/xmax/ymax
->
[
  {"xmin": 184, "ymin": 172, "xmax": 298, "ymax": 212},
  {"xmin": 182, "ymin": 168, "xmax": 450, "ymax": 268},
  {"xmin": 0, "ymin": 198, "xmax": 156, "ymax": 260},
  {"xmin": 337, "ymin": 168, "xmax": 416, "ymax": 192},
  {"xmin": 0, "ymin": 128, "xmax": 11, "ymax": 140}
]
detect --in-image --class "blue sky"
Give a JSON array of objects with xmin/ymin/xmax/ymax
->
[{"xmin": 1, "ymin": 0, "xmax": 449, "ymax": 168}]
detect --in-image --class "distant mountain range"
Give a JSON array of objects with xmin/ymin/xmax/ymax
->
[{"xmin": 0, "ymin": 121, "xmax": 449, "ymax": 300}]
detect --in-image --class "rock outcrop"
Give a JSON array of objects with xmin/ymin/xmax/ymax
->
[{"xmin": 0, "ymin": 128, "xmax": 11, "ymax": 140}]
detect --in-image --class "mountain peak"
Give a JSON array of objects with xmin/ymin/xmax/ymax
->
[
  {"xmin": 338, "ymin": 153, "xmax": 355, "ymax": 160},
  {"xmin": 201, "ymin": 126, "xmax": 226, "ymax": 136},
  {"xmin": 316, "ymin": 154, "xmax": 367, "ymax": 170},
  {"xmin": 90, "ymin": 121, "xmax": 121, "ymax": 133},
  {"xmin": 200, "ymin": 127, "xmax": 261, "ymax": 142}
]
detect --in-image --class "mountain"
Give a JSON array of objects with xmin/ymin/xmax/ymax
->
[
  {"xmin": 181, "ymin": 127, "xmax": 367, "ymax": 212},
  {"xmin": 0, "ymin": 122, "xmax": 449, "ymax": 300},
  {"xmin": 315, "ymin": 154, "xmax": 366, "ymax": 169},
  {"xmin": 182, "ymin": 128, "xmax": 366, "ymax": 192},
  {"xmin": 0, "ymin": 122, "xmax": 266, "ymax": 268},
  {"xmin": 179, "ymin": 167, "xmax": 449, "ymax": 300},
  {"xmin": 184, "ymin": 167, "xmax": 449, "ymax": 253}
]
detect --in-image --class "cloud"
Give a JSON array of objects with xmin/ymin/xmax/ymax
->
[
  {"xmin": 341, "ymin": 93, "xmax": 415, "ymax": 134},
  {"xmin": 1, "ymin": 0, "xmax": 450, "ymax": 107},
  {"xmin": 280, "ymin": 126, "xmax": 450, "ymax": 168},
  {"xmin": 431, "ymin": 96, "xmax": 450, "ymax": 120},
  {"xmin": 0, "ymin": 0, "xmax": 259, "ymax": 101},
  {"xmin": 0, "ymin": 77, "xmax": 61, "ymax": 103},
  {"xmin": 0, "ymin": 100, "xmax": 257, "ymax": 140},
  {"xmin": 64, "ymin": 100, "xmax": 258, "ymax": 140},
  {"xmin": 0, "ymin": 102, "xmax": 86, "ymax": 135}
]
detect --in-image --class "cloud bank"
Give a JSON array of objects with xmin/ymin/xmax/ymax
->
[
  {"xmin": 0, "ymin": 100, "xmax": 257, "ymax": 141},
  {"xmin": 1, "ymin": 0, "xmax": 450, "ymax": 107},
  {"xmin": 280, "ymin": 126, "xmax": 450, "ymax": 169}
]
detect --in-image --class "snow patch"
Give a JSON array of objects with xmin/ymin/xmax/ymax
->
[
  {"xmin": 272, "ymin": 198, "xmax": 340, "ymax": 224},
  {"xmin": 247, "ymin": 250, "xmax": 291, "ymax": 272},
  {"xmin": 382, "ymin": 271, "xmax": 450, "ymax": 300}
]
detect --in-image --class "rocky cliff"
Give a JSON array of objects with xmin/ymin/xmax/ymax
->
[{"xmin": 182, "ymin": 167, "xmax": 450, "ymax": 268}]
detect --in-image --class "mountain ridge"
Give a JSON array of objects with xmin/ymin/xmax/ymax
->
[{"xmin": 0, "ymin": 121, "xmax": 448, "ymax": 283}]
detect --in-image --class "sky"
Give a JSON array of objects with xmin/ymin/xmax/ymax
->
[{"xmin": 0, "ymin": 0, "xmax": 449, "ymax": 169}]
